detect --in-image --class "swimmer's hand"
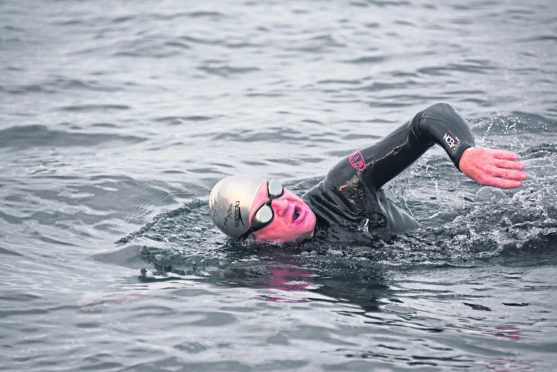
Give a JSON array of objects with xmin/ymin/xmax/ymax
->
[{"xmin": 459, "ymin": 147, "xmax": 528, "ymax": 189}]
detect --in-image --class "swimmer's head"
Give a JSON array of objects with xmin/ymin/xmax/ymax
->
[
  {"xmin": 209, "ymin": 176, "xmax": 264, "ymax": 239},
  {"xmin": 209, "ymin": 176, "xmax": 316, "ymax": 243}
]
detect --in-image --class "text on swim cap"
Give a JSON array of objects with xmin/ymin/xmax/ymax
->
[{"xmin": 234, "ymin": 200, "xmax": 244, "ymax": 227}]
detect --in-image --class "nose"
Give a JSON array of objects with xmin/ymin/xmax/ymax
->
[{"xmin": 271, "ymin": 197, "xmax": 289, "ymax": 217}]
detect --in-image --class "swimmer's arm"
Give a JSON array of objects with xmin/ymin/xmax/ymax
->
[
  {"xmin": 399, "ymin": 103, "xmax": 528, "ymax": 188},
  {"xmin": 359, "ymin": 103, "xmax": 475, "ymax": 189},
  {"xmin": 376, "ymin": 103, "xmax": 527, "ymax": 189},
  {"xmin": 459, "ymin": 147, "xmax": 528, "ymax": 188},
  {"xmin": 337, "ymin": 103, "xmax": 527, "ymax": 190}
]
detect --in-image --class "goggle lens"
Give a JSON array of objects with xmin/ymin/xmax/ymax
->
[
  {"xmin": 253, "ymin": 204, "xmax": 273, "ymax": 226},
  {"xmin": 267, "ymin": 179, "xmax": 284, "ymax": 198},
  {"xmin": 240, "ymin": 180, "xmax": 284, "ymax": 239}
]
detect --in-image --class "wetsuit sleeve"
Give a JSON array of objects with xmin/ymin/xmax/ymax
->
[{"xmin": 353, "ymin": 103, "xmax": 475, "ymax": 190}]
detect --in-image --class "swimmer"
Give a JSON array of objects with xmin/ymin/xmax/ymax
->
[{"xmin": 209, "ymin": 103, "xmax": 528, "ymax": 244}]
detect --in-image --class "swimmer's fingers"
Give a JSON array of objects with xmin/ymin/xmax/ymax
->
[
  {"xmin": 494, "ymin": 158, "xmax": 526, "ymax": 171},
  {"xmin": 472, "ymin": 166, "xmax": 528, "ymax": 189},
  {"xmin": 484, "ymin": 166, "xmax": 529, "ymax": 188},
  {"xmin": 481, "ymin": 176, "xmax": 524, "ymax": 189},
  {"xmin": 459, "ymin": 147, "xmax": 528, "ymax": 189},
  {"xmin": 492, "ymin": 167, "xmax": 529, "ymax": 181},
  {"xmin": 492, "ymin": 149, "xmax": 520, "ymax": 161}
]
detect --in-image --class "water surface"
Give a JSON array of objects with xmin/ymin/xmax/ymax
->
[{"xmin": 1, "ymin": 0, "xmax": 556, "ymax": 370}]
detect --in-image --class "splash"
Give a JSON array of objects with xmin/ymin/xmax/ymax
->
[{"xmin": 116, "ymin": 113, "xmax": 557, "ymax": 273}]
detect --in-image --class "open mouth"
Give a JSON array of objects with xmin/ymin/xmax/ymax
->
[{"xmin": 293, "ymin": 205, "xmax": 302, "ymax": 223}]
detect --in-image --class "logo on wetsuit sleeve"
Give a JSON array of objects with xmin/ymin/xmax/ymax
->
[
  {"xmin": 349, "ymin": 151, "xmax": 366, "ymax": 171},
  {"xmin": 443, "ymin": 130, "xmax": 461, "ymax": 153}
]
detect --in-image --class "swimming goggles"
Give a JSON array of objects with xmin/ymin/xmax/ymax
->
[{"xmin": 240, "ymin": 179, "xmax": 284, "ymax": 240}]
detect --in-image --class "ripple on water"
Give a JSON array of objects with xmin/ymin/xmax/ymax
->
[{"xmin": 0, "ymin": 125, "xmax": 145, "ymax": 149}]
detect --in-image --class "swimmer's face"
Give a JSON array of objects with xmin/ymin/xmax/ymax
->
[{"xmin": 248, "ymin": 181, "xmax": 316, "ymax": 243}]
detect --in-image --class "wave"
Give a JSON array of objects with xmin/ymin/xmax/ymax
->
[
  {"xmin": 474, "ymin": 111, "xmax": 557, "ymax": 136},
  {"xmin": 59, "ymin": 104, "xmax": 131, "ymax": 112},
  {"xmin": 0, "ymin": 125, "xmax": 145, "ymax": 149}
]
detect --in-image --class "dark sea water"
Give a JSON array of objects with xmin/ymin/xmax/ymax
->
[{"xmin": 1, "ymin": 1, "xmax": 556, "ymax": 371}]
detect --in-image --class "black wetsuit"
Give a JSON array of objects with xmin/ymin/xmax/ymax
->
[{"xmin": 302, "ymin": 103, "xmax": 475, "ymax": 243}]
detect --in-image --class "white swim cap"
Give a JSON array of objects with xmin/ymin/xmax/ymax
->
[{"xmin": 209, "ymin": 176, "xmax": 264, "ymax": 239}]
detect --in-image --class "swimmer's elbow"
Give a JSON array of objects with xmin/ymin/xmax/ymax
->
[
  {"xmin": 411, "ymin": 103, "xmax": 455, "ymax": 143},
  {"xmin": 417, "ymin": 102, "xmax": 461, "ymax": 135},
  {"xmin": 422, "ymin": 103, "xmax": 456, "ymax": 120}
]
